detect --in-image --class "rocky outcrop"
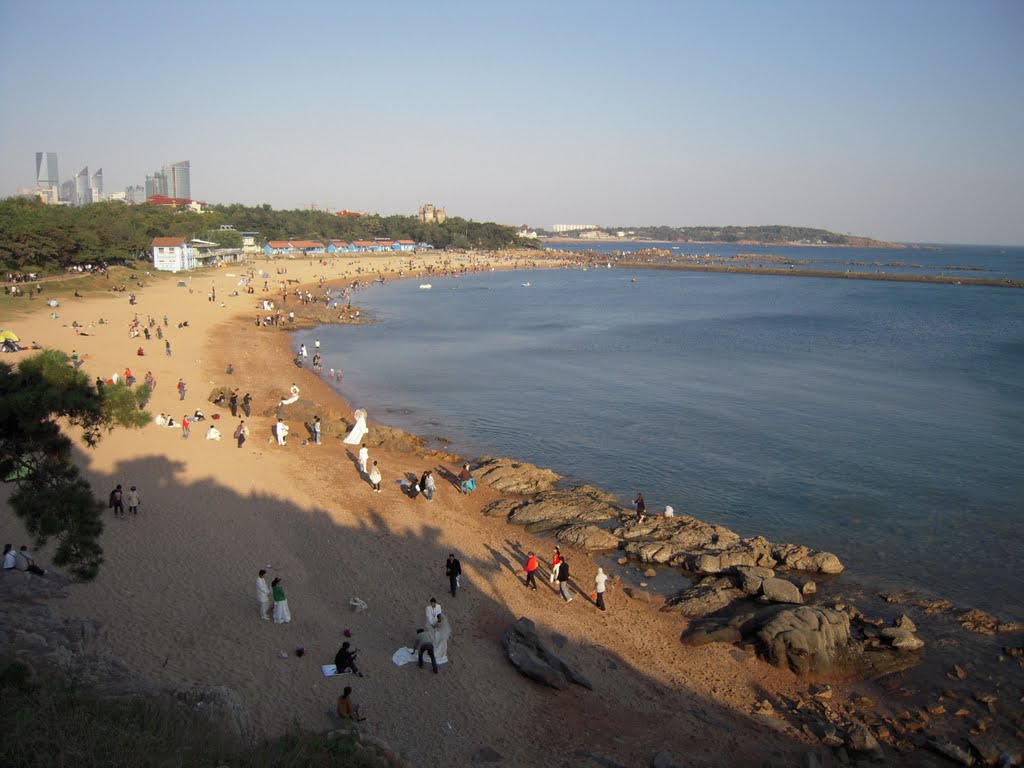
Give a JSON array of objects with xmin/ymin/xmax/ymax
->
[
  {"xmin": 481, "ymin": 486, "xmax": 626, "ymax": 533},
  {"xmin": 503, "ymin": 617, "xmax": 592, "ymax": 690},
  {"xmin": 665, "ymin": 576, "xmax": 746, "ymax": 618},
  {"xmin": 472, "ymin": 456, "xmax": 561, "ymax": 495},
  {"xmin": 755, "ymin": 606, "xmax": 859, "ymax": 676},
  {"xmin": 554, "ymin": 524, "xmax": 621, "ymax": 551}
]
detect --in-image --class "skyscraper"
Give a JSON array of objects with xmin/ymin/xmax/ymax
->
[
  {"xmin": 145, "ymin": 171, "xmax": 167, "ymax": 199},
  {"xmin": 35, "ymin": 152, "xmax": 59, "ymax": 189},
  {"xmin": 90, "ymin": 168, "xmax": 103, "ymax": 202},
  {"xmin": 74, "ymin": 166, "xmax": 90, "ymax": 206},
  {"xmin": 167, "ymin": 160, "xmax": 190, "ymax": 200}
]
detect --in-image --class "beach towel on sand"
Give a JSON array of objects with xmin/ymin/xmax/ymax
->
[
  {"xmin": 321, "ymin": 664, "xmax": 355, "ymax": 677},
  {"xmin": 392, "ymin": 647, "xmax": 448, "ymax": 666}
]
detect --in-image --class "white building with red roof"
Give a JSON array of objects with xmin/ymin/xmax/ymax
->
[{"xmin": 150, "ymin": 236, "xmax": 196, "ymax": 272}]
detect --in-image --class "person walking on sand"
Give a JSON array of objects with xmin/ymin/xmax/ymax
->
[
  {"xmin": 181, "ymin": 414, "xmax": 190, "ymax": 439},
  {"xmin": 633, "ymin": 492, "xmax": 647, "ymax": 523},
  {"xmin": 420, "ymin": 470, "xmax": 435, "ymax": 501},
  {"xmin": 271, "ymin": 577, "xmax": 291, "ymax": 623},
  {"xmin": 337, "ymin": 685, "xmax": 366, "ymax": 721},
  {"xmin": 109, "ymin": 484, "xmax": 125, "ymax": 518},
  {"xmin": 126, "ymin": 485, "xmax": 141, "ymax": 516},
  {"xmin": 241, "ymin": 392, "xmax": 252, "ymax": 417},
  {"xmin": 446, "ymin": 554, "xmax": 462, "ymax": 597},
  {"xmin": 413, "ymin": 627, "xmax": 438, "ymax": 673},
  {"xmin": 256, "ymin": 569, "xmax": 272, "ymax": 620},
  {"xmin": 523, "ymin": 551, "xmax": 539, "ymax": 590},
  {"xmin": 177, "ymin": 378, "xmax": 187, "ymax": 401},
  {"xmin": 358, "ymin": 444, "xmax": 369, "ymax": 474},
  {"xmin": 275, "ymin": 418, "xmax": 289, "ymax": 446},
  {"xmin": 549, "ymin": 546, "xmax": 562, "ymax": 584},
  {"xmin": 234, "ymin": 420, "xmax": 249, "ymax": 448},
  {"xmin": 594, "ymin": 567, "xmax": 608, "ymax": 611},
  {"xmin": 556, "ymin": 557, "xmax": 573, "ymax": 602},
  {"xmin": 368, "ymin": 460, "xmax": 382, "ymax": 492},
  {"xmin": 164, "ymin": 339, "xmax": 171, "ymax": 356}
]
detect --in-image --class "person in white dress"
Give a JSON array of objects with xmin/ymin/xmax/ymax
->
[
  {"xmin": 343, "ymin": 408, "xmax": 368, "ymax": 445},
  {"xmin": 428, "ymin": 612, "xmax": 451, "ymax": 662},
  {"xmin": 271, "ymin": 577, "xmax": 291, "ymax": 623},
  {"xmin": 279, "ymin": 383, "xmax": 300, "ymax": 406}
]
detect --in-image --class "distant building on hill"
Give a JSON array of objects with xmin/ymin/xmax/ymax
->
[
  {"xmin": 551, "ymin": 224, "xmax": 599, "ymax": 233},
  {"xmin": 517, "ymin": 225, "xmax": 538, "ymax": 239},
  {"xmin": 418, "ymin": 203, "xmax": 447, "ymax": 224},
  {"xmin": 336, "ymin": 209, "xmax": 363, "ymax": 218}
]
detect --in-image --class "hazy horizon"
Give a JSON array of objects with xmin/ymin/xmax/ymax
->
[{"xmin": 1, "ymin": 1, "xmax": 1022, "ymax": 246}]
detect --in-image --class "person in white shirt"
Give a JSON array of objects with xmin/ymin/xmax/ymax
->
[
  {"xmin": 206, "ymin": 425, "xmax": 222, "ymax": 441},
  {"xmin": 256, "ymin": 569, "xmax": 272, "ymax": 620},
  {"xmin": 275, "ymin": 419, "xmax": 289, "ymax": 446},
  {"xmin": 663, "ymin": 505, "xmax": 675, "ymax": 518},
  {"xmin": 154, "ymin": 413, "xmax": 167, "ymax": 426},
  {"xmin": 425, "ymin": 597, "xmax": 442, "ymax": 628},
  {"xmin": 15, "ymin": 546, "xmax": 46, "ymax": 576},
  {"xmin": 358, "ymin": 444, "xmax": 369, "ymax": 474},
  {"xmin": 126, "ymin": 486, "xmax": 141, "ymax": 515},
  {"xmin": 2, "ymin": 544, "xmax": 16, "ymax": 570},
  {"xmin": 594, "ymin": 567, "xmax": 609, "ymax": 612}
]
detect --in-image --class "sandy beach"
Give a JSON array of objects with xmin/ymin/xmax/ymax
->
[{"xmin": 2, "ymin": 253, "xmax": 908, "ymax": 767}]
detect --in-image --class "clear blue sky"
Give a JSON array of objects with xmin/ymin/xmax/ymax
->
[{"xmin": 2, "ymin": 0, "xmax": 1022, "ymax": 244}]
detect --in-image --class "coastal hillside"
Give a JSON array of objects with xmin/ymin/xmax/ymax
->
[
  {"xmin": 0, "ymin": 197, "xmax": 534, "ymax": 274},
  {"xmin": 548, "ymin": 224, "xmax": 900, "ymax": 247}
]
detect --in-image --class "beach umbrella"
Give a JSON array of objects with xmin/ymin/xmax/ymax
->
[
  {"xmin": 0, "ymin": 329, "xmax": 20, "ymax": 342},
  {"xmin": 47, "ymin": 299, "xmax": 59, "ymax": 307}
]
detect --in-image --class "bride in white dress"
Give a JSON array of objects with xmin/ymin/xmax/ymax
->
[
  {"xmin": 428, "ymin": 612, "xmax": 451, "ymax": 662},
  {"xmin": 343, "ymin": 408, "xmax": 368, "ymax": 444}
]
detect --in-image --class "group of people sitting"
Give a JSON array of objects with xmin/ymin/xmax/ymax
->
[{"xmin": 2, "ymin": 544, "xmax": 46, "ymax": 576}]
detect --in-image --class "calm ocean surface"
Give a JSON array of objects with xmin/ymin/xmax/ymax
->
[{"xmin": 298, "ymin": 244, "xmax": 1024, "ymax": 621}]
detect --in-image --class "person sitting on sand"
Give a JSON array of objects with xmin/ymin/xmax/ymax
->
[
  {"xmin": 337, "ymin": 686, "xmax": 366, "ymax": 721},
  {"xmin": 206, "ymin": 424, "xmax": 222, "ymax": 441},
  {"xmin": 334, "ymin": 641, "xmax": 363, "ymax": 676},
  {"xmin": 192, "ymin": 408, "xmax": 206, "ymax": 422}
]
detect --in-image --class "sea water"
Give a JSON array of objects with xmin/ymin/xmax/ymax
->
[{"xmin": 299, "ymin": 248, "xmax": 1024, "ymax": 621}]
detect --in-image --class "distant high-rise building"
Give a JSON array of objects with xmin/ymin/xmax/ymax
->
[
  {"xmin": 35, "ymin": 152, "xmax": 59, "ymax": 189},
  {"xmin": 60, "ymin": 179, "xmax": 76, "ymax": 205},
  {"xmin": 125, "ymin": 185, "xmax": 146, "ymax": 204},
  {"xmin": 167, "ymin": 160, "xmax": 190, "ymax": 200},
  {"xmin": 145, "ymin": 171, "xmax": 167, "ymax": 199},
  {"xmin": 74, "ymin": 166, "xmax": 90, "ymax": 206},
  {"xmin": 90, "ymin": 168, "xmax": 104, "ymax": 202},
  {"xmin": 418, "ymin": 203, "xmax": 446, "ymax": 224}
]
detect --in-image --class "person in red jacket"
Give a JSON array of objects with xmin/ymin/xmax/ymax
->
[{"xmin": 523, "ymin": 551, "xmax": 539, "ymax": 591}]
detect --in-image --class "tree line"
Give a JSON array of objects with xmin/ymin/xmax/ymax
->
[{"xmin": 0, "ymin": 197, "xmax": 536, "ymax": 274}]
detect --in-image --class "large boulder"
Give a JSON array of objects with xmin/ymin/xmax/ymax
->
[
  {"xmin": 555, "ymin": 524, "xmax": 621, "ymax": 551},
  {"xmin": 503, "ymin": 617, "xmax": 592, "ymax": 690},
  {"xmin": 754, "ymin": 606, "xmax": 859, "ymax": 677},
  {"xmin": 761, "ymin": 576, "xmax": 804, "ymax": 605},
  {"xmin": 472, "ymin": 456, "xmax": 561, "ymax": 495},
  {"xmin": 503, "ymin": 486, "xmax": 626, "ymax": 532},
  {"xmin": 663, "ymin": 576, "xmax": 745, "ymax": 617}
]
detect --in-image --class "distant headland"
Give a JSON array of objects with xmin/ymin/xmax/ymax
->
[{"xmin": 540, "ymin": 224, "xmax": 902, "ymax": 249}]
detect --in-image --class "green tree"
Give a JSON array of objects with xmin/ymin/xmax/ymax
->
[{"xmin": 0, "ymin": 350, "xmax": 151, "ymax": 580}]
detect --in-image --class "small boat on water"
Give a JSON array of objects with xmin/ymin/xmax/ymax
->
[
  {"xmin": 630, "ymin": 277, "xmax": 638, "ymax": 283},
  {"xmin": 419, "ymin": 284, "xmax": 432, "ymax": 290},
  {"xmin": 521, "ymin": 282, "xmax": 531, "ymax": 287}
]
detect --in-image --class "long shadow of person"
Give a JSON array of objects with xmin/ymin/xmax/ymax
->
[
  {"xmin": 483, "ymin": 543, "xmax": 516, "ymax": 577},
  {"xmin": 436, "ymin": 465, "xmax": 461, "ymax": 490},
  {"xmin": 344, "ymin": 450, "xmax": 362, "ymax": 474}
]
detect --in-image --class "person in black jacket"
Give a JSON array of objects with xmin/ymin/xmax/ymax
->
[
  {"xmin": 557, "ymin": 558, "xmax": 573, "ymax": 602},
  {"xmin": 334, "ymin": 641, "xmax": 363, "ymax": 676},
  {"xmin": 445, "ymin": 554, "xmax": 462, "ymax": 597}
]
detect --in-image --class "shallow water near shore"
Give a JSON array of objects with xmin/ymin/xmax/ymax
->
[{"xmin": 300, "ymin": 254, "xmax": 1024, "ymax": 622}]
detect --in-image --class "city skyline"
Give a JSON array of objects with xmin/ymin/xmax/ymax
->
[{"xmin": 1, "ymin": 1, "xmax": 1023, "ymax": 244}]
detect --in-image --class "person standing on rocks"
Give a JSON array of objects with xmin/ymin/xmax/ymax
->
[
  {"xmin": 633, "ymin": 492, "xmax": 647, "ymax": 523},
  {"xmin": 594, "ymin": 567, "xmax": 608, "ymax": 611},
  {"xmin": 368, "ymin": 460, "xmax": 382, "ymax": 492},
  {"xmin": 358, "ymin": 444, "xmax": 369, "ymax": 474},
  {"xmin": 523, "ymin": 551, "xmax": 539, "ymax": 590},
  {"xmin": 256, "ymin": 569, "xmax": 272, "ymax": 620},
  {"xmin": 556, "ymin": 557, "xmax": 573, "ymax": 603},
  {"xmin": 446, "ymin": 554, "xmax": 462, "ymax": 597}
]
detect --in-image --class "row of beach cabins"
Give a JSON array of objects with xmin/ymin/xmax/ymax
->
[{"xmin": 263, "ymin": 238, "xmax": 430, "ymax": 255}]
